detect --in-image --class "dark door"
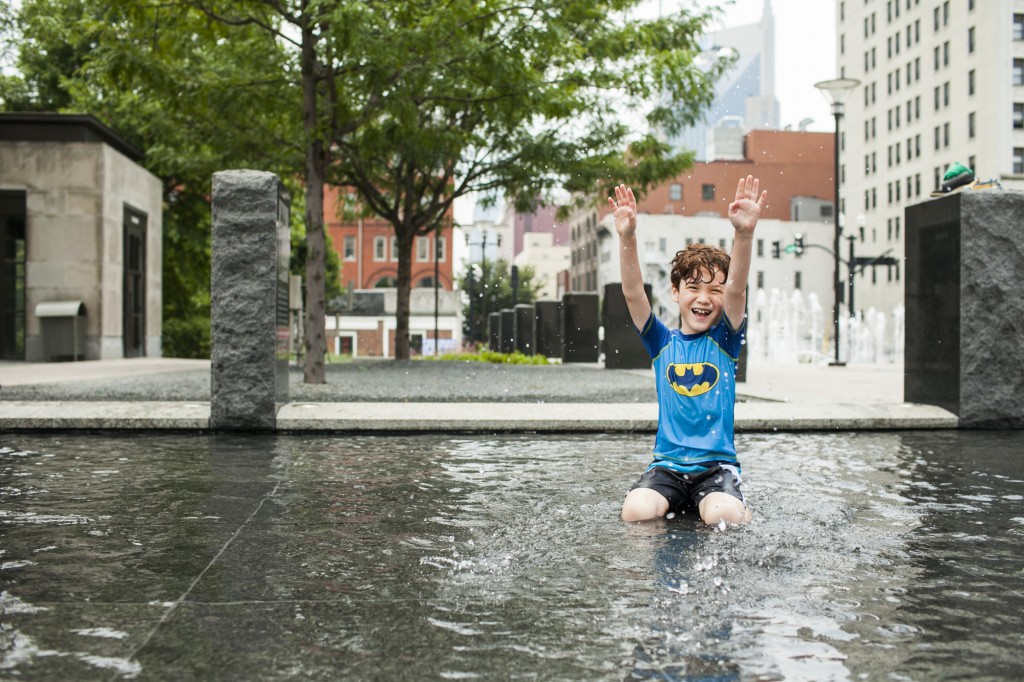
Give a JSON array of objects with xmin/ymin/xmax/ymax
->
[
  {"xmin": 122, "ymin": 205, "xmax": 147, "ymax": 358},
  {"xmin": 0, "ymin": 191, "xmax": 27, "ymax": 360}
]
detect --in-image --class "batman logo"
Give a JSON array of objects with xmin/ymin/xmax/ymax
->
[{"xmin": 666, "ymin": 362, "xmax": 720, "ymax": 397}]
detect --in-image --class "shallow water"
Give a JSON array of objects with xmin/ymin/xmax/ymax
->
[{"xmin": 1, "ymin": 430, "xmax": 1022, "ymax": 680}]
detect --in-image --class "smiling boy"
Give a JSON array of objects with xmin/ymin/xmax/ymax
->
[{"xmin": 610, "ymin": 176, "xmax": 767, "ymax": 525}]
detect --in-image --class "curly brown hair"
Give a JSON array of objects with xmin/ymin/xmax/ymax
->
[{"xmin": 670, "ymin": 243, "xmax": 730, "ymax": 289}]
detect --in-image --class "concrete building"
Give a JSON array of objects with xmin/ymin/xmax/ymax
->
[
  {"xmin": 513, "ymin": 232, "xmax": 570, "ymax": 301},
  {"xmin": 0, "ymin": 113, "xmax": 163, "ymax": 361},
  {"xmin": 594, "ymin": 214, "xmax": 834, "ymax": 337},
  {"xmin": 837, "ymin": 0, "xmax": 1024, "ymax": 315},
  {"xmin": 325, "ymin": 287, "xmax": 461, "ymax": 357}
]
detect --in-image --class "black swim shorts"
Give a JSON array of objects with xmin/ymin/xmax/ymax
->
[{"xmin": 628, "ymin": 464, "xmax": 746, "ymax": 515}]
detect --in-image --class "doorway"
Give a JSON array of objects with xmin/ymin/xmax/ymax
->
[
  {"xmin": 122, "ymin": 205, "xmax": 147, "ymax": 358},
  {"xmin": 0, "ymin": 191, "xmax": 26, "ymax": 360}
]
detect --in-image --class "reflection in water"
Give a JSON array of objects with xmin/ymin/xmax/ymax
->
[{"xmin": 1, "ymin": 431, "xmax": 1023, "ymax": 680}]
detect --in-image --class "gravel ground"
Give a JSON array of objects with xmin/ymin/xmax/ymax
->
[{"xmin": 0, "ymin": 359, "xmax": 658, "ymax": 403}]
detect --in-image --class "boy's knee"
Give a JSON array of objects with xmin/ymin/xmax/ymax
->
[
  {"xmin": 621, "ymin": 488, "xmax": 669, "ymax": 522},
  {"xmin": 698, "ymin": 492, "xmax": 751, "ymax": 526}
]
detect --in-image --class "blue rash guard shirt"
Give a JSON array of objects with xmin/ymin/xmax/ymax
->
[{"xmin": 637, "ymin": 312, "xmax": 745, "ymax": 474}]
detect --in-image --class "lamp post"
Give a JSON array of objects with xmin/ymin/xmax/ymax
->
[
  {"xmin": 815, "ymin": 77, "xmax": 861, "ymax": 367},
  {"xmin": 464, "ymin": 230, "xmax": 501, "ymax": 344}
]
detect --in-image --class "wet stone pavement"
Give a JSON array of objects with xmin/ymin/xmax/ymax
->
[{"xmin": 1, "ymin": 430, "xmax": 1023, "ymax": 680}]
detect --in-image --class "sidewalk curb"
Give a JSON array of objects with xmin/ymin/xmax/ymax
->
[{"xmin": 0, "ymin": 400, "xmax": 958, "ymax": 432}]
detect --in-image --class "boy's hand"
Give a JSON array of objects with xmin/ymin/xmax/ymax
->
[
  {"xmin": 729, "ymin": 175, "xmax": 768, "ymax": 236},
  {"xmin": 609, "ymin": 184, "xmax": 637, "ymax": 238}
]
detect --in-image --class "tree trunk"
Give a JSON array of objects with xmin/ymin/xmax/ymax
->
[
  {"xmin": 300, "ymin": 23, "xmax": 326, "ymax": 383},
  {"xmin": 393, "ymin": 227, "xmax": 416, "ymax": 360}
]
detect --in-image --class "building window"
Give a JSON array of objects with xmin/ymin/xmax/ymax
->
[
  {"xmin": 1015, "ymin": 14, "xmax": 1024, "ymax": 41},
  {"xmin": 702, "ymin": 184, "xmax": 715, "ymax": 201},
  {"xmin": 1014, "ymin": 148, "xmax": 1024, "ymax": 174},
  {"xmin": 968, "ymin": 70, "xmax": 975, "ymax": 96},
  {"xmin": 943, "ymin": 41, "xmax": 949, "ymax": 67},
  {"xmin": 794, "ymin": 271, "xmax": 802, "ymax": 291},
  {"xmin": 756, "ymin": 271, "xmax": 764, "ymax": 290},
  {"xmin": 343, "ymin": 236, "xmax": 356, "ymax": 261},
  {"xmin": 943, "ymin": 122, "xmax": 950, "ymax": 148},
  {"xmin": 1015, "ymin": 103, "xmax": 1024, "ymax": 129},
  {"xmin": 669, "ymin": 183, "xmax": 682, "ymax": 201},
  {"xmin": 1015, "ymin": 59, "xmax": 1024, "ymax": 86},
  {"xmin": 416, "ymin": 236, "xmax": 430, "ymax": 262},
  {"xmin": 390, "ymin": 236, "xmax": 399, "ymax": 261},
  {"xmin": 968, "ymin": 112, "xmax": 976, "ymax": 139},
  {"xmin": 373, "ymin": 236, "xmax": 387, "ymax": 261},
  {"xmin": 756, "ymin": 239, "xmax": 764, "ymax": 257},
  {"xmin": 436, "ymin": 236, "xmax": 446, "ymax": 262},
  {"xmin": 968, "ymin": 27, "xmax": 975, "ymax": 54}
]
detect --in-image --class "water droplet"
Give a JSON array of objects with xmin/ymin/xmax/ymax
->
[
  {"xmin": 665, "ymin": 512, "xmax": 676, "ymax": 520},
  {"xmin": 716, "ymin": 518, "xmax": 727, "ymax": 532}
]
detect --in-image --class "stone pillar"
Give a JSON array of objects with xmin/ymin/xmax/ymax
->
[
  {"xmin": 499, "ymin": 308, "xmax": 516, "ymax": 353},
  {"xmin": 487, "ymin": 312, "xmax": 500, "ymax": 352},
  {"xmin": 905, "ymin": 192, "xmax": 1024, "ymax": 428},
  {"xmin": 514, "ymin": 304, "xmax": 535, "ymax": 355},
  {"xmin": 210, "ymin": 170, "xmax": 290, "ymax": 430},
  {"xmin": 534, "ymin": 300, "xmax": 563, "ymax": 359},
  {"xmin": 562, "ymin": 293, "xmax": 600, "ymax": 363},
  {"xmin": 602, "ymin": 283, "xmax": 652, "ymax": 370}
]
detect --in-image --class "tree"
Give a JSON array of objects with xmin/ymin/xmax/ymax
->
[
  {"xmin": 5, "ymin": 0, "xmax": 727, "ymax": 371},
  {"xmin": 330, "ymin": 0, "xmax": 728, "ymax": 359},
  {"xmin": 459, "ymin": 259, "xmax": 543, "ymax": 346}
]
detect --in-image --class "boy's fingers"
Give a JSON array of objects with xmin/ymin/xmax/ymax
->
[
  {"xmin": 758, "ymin": 190, "xmax": 768, "ymax": 210},
  {"xmin": 735, "ymin": 176, "xmax": 745, "ymax": 200}
]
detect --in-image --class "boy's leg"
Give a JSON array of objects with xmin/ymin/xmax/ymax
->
[
  {"xmin": 692, "ymin": 465, "xmax": 752, "ymax": 526},
  {"xmin": 621, "ymin": 487, "xmax": 670, "ymax": 522},
  {"xmin": 698, "ymin": 492, "xmax": 751, "ymax": 525},
  {"xmin": 622, "ymin": 467, "xmax": 684, "ymax": 522}
]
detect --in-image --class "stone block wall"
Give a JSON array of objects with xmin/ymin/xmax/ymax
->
[{"xmin": 905, "ymin": 191, "xmax": 1024, "ymax": 428}]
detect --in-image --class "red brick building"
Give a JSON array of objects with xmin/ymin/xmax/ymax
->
[
  {"xmin": 324, "ymin": 185, "xmax": 455, "ymax": 292},
  {"xmin": 568, "ymin": 129, "xmax": 834, "ymax": 292},
  {"xmin": 632, "ymin": 130, "xmax": 834, "ymax": 219},
  {"xmin": 322, "ymin": 185, "xmax": 460, "ymax": 357}
]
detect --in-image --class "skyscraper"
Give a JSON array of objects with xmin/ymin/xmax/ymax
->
[{"xmin": 663, "ymin": 0, "xmax": 781, "ymax": 160}]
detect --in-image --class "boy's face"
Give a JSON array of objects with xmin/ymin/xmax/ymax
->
[{"xmin": 671, "ymin": 267, "xmax": 726, "ymax": 334}]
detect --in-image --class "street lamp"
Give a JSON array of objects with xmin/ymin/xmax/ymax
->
[
  {"xmin": 815, "ymin": 76, "xmax": 861, "ymax": 367},
  {"xmin": 464, "ymin": 230, "xmax": 501, "ymax": 345}
]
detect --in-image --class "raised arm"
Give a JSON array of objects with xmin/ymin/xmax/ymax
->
[
  {"xmin": 723, "ymin": 175, "xmax": 768, "ymax": 329},
  {"xmin": 610, "ymin": 184, "xmax": 652, "ymax": 331}
]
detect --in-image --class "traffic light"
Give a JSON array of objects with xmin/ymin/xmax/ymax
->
[
  {"xmin": 794, "ymin": 233, "xmax": 804, "ymax": 256},
  {"xmin": 771, "ymin": 241, "xmax": 781, "ymax": 259}
]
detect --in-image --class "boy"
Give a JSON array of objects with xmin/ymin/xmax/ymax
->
[{"xmin": 610, "ymin": 176, "xmax": 767, "ymax": 525}]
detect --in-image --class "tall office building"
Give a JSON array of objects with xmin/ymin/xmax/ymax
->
[
  {"xmin": 837, "ymin": 0, "xmax": 1024, "ymax": 315},
  {"xmin": 664, "ymin": 0, "xmax": 780, "ymax": 160}
]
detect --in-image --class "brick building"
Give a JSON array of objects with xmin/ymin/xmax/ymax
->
[
  {"xmin": 322, "ymin": 186, "xmax": 459, "ymax": 357},
  {"xmin": 568, "ymin": 129, "xmax": 835, "ymax": 295},
  {"xmin": 324, "ymin": 185, "xmax": 455, "ymax": 292}
]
